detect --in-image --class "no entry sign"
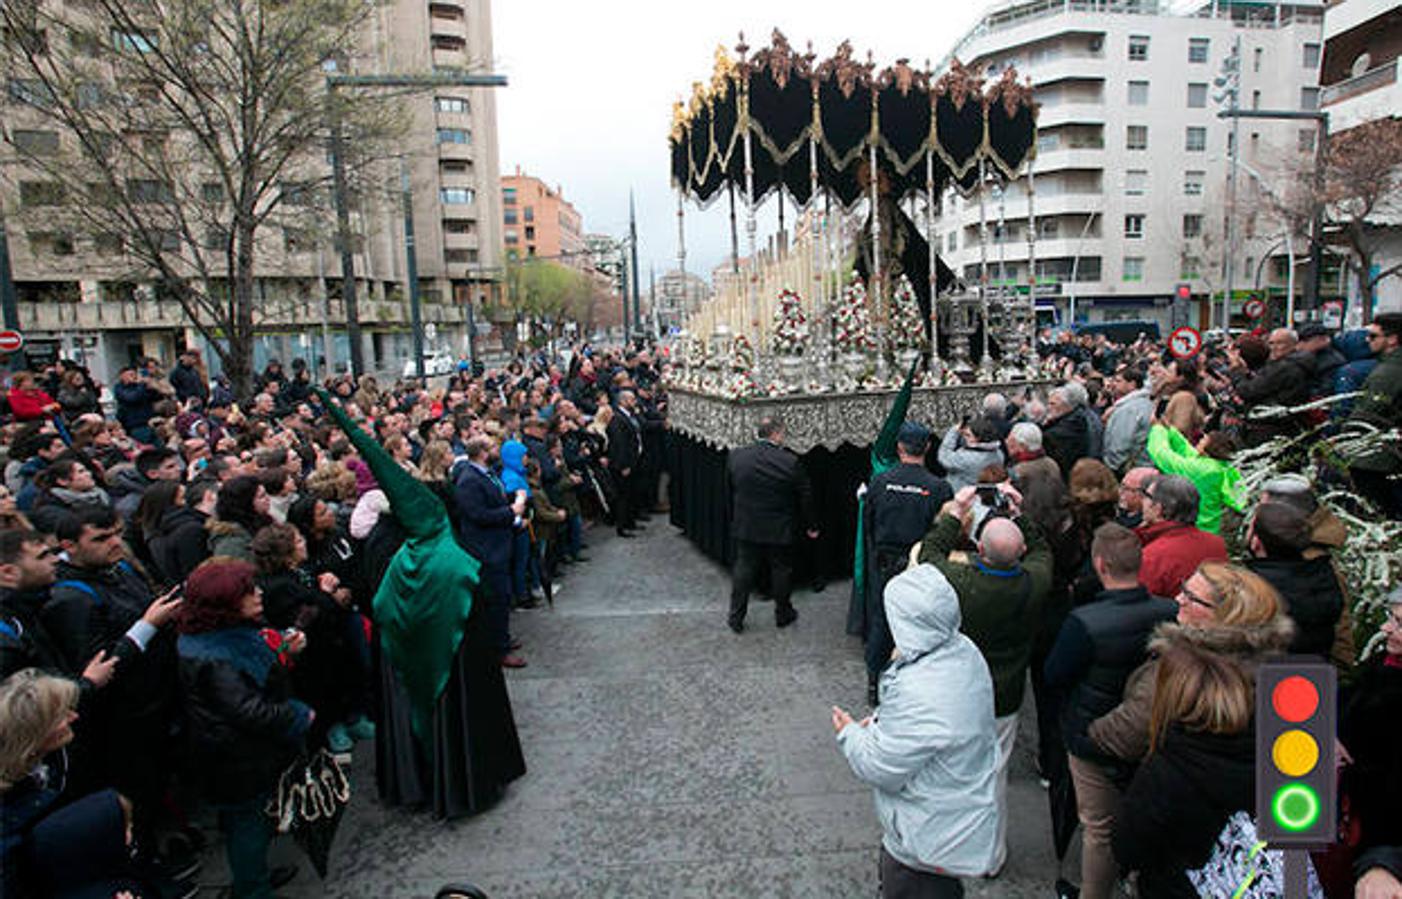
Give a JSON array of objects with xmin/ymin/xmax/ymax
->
[
  {"xmin": 0, "ymin": 330, "xmax": 23, "ymax": 354},
  {"xmin": 1169, "ymin": 326, "xmax": 1202, "ymax": 360},
  {"xmin": 1245, "ymin": 298, "xmax": 1265, "ymax": 320}
]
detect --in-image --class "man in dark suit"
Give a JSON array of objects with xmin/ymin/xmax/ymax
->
[
  {"xmin": 454, "ymin": 436, "xmax": 529, "ymax": 668},
  {"xmin": 606, "ymin": 389, "xmax": 644, "ymax": 537},
  {"xmin": 727, "ymin": 416, "xmax": 817, "ymax": 633}
]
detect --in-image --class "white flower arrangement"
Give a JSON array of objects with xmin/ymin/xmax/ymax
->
[
  {"xmin": 888, "ymin": 275, "xmax": 928, "ymax": 352},
  {"xmin": 770, "ymin": 289, "xmax": 810, "ymax": 356},
  {"xmin": 730, "ymin": 334, "xmax": 757, "ymax": 372},
  {"xmin": 834, "ymin": 276, "xmax": 878, "ymax": 355},
  {"xmin": 720, "ymin": 369, "xmax": 760, "ymax": 400}
]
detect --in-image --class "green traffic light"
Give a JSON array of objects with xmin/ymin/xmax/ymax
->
[{"xmin": 1271, "ymin": 783, "xmax": 1320, "ymax": 832}]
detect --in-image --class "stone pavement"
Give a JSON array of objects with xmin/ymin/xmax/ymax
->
[{"xmin": 257, "ymin": 520, "xmax": 1072, "ymax": 898}]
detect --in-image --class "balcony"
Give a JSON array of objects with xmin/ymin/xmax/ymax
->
[
  {"xmin": 1030, "ymin": 57, "xmax": 1108, "ymax": 88},
  {"xmin": 1320, "ymin": 57, "xmax": 1400, "ymax": 131},
  {"xmin": 1036, "ymin": 102, "xmax": 1107, "ymax": 128}
]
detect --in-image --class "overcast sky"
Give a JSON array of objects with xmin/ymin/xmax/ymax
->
[{"xmin": 492, "ymin": 1, "xmax": 995, "ymax": 286}]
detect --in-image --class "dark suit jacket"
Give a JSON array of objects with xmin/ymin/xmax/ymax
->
[
  {"xmin": 728, "ymin": 440, "xmax": 815, "ymax": 546},
  {"xmin": 453, "ymin": 464, "xmax": 515, "ymax": 571},
  {"xmin": 606, "ymin": 409, "xmax": 642, "ymax": 473}
]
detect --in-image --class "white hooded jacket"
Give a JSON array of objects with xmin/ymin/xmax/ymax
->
[{"xmin": 836, "ymin": 563, "xmax": 1000, "ymax": 877}]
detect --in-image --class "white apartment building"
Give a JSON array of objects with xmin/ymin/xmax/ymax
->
[
  {"xmin": 1320, "ymin": 0, "xmax": 1402, "ymax": 317},
  {"xmin": 2, "ymin": 0, "xmax": 504, "ymax": 381},
  {"xmin": 936, "ymin": 0, "xmax": 1328, "ymax": 331}
]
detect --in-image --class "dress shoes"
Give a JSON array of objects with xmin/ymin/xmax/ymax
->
[
  {"xmin": 727, "ymin": 620, "xmax": 744, "ymax": 634},
  {"xmin": 500, "ymin": 654, "xmax": 528, "ymax": 669},
  {"xmin": 616, "ymin": 529, "xmax": 636, "ymax": 538},
  {"xmin": 775, "ymin": 606, "xmax": 798, "ymax": 628}
]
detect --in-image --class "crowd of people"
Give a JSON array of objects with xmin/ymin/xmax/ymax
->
[
  {"xmin": 831, "ymin": 314, "xmax": 1402, "ymax": 898},
  {"xmin": 0, "ymin": 345, "xmax": 669, "ymax": 898}
]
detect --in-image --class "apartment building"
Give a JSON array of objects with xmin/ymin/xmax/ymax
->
[
  {"xmin": 1320, "ymin": 0, "xmax": 1402, "ymax": 316},
  {"xmin": 936, "ymin": 0, "xmax": 1328, "ymax": 330},
  {"xmin": 500, "ymin": 168, "xmax": 586, "ymax": 267},
  {"xmin": 1, "ymin": 0, "xmax": 504, "ymax": 381}
]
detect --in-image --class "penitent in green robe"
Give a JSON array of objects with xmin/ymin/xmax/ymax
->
[{"xmin": 318, "ymin": 389, "xmax": 480, "ymax": 739}]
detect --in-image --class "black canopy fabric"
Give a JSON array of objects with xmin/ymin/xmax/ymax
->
[{"xmin": 670, "ymin": 31, "xmax": 1038, "ymax": 210}]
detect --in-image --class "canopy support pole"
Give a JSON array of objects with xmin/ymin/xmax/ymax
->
[
  {"xmin": 978, "ymin": 157, "xmax": 992, "ymax": 376},
  {"xmin": 809, "ymin": 133, "xmax": 828, "ymax": 387},
  {"xmin": 868, "ymin": 136, "xmax": 884, "ymax": 380},
  {"xmin": 676, "ymin": 185, "xmax": 687, "ymax": 333},
  {"xmin": 728, "ymin": 183, "xmax": 740, "ymax": 277},
  {"xmin": 742, "ymin": 92, "xmax": 760, "ymax": 349},
  {"xmin": 925, "ymin": 150, "xmax": 941, "ymax": 376}
]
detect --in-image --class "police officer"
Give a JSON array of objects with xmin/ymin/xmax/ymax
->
[{"xmin": 861, "ymin": 422, "xmax": 951, "ymax": 703}]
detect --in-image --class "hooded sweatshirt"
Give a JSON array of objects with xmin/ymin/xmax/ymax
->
[
  {"xmin": 837, "ymin": 564, "xmax": 1000, "ymax": 878},
  {"xmin": 499, "ymin": 440, "xmax": 530, "ymax": 498}
]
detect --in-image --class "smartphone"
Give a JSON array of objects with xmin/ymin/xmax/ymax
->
[{"xmin": 975, "ymin": 484, "xmax": 999, "ymax": 507}]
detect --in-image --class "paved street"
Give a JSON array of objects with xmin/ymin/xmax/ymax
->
[{"xmin": 262, "ymin": 520, "xmax": 1067, "ymax": 898}]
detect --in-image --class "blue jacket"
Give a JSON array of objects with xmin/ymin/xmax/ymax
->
[
  {"xmin": 453, "ymin": 463, "xmax": 515, "ymax": 571},
  {"xmin": 500, "ymin": 440, "xmax": 530, "ymax": 498},
  {"xmin": 112, "ymin": 381, "xmax": 156, "ymax": 432}
]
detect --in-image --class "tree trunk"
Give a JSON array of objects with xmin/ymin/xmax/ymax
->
[{"xmin": 229, "ymin": 222, "xmax": 259, "ymax": 399}]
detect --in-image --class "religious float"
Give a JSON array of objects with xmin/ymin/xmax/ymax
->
[{"xmin": 662, "ymin": 32, "xmax": 1054, "ymax": 577}]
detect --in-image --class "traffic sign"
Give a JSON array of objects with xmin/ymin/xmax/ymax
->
[
  {"xmin": 1168, "ymin": 326, "xmax": 1202, "ymax": 359},
  {"xmin": 1245, "ymin": 298, "xmax": 1265, "ymax": 320},
  {"xmin": 0, "ymin": 330, "xmax": 23, "ymax": 354},
  {"xmin": 1256, "ymin": 660, "xmax": 1336, "ymax": 848}
]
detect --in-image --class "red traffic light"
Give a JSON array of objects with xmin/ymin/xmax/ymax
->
[
  {"xmin": 1175, "ymin": 284, "xmax": 1192, "ymax": 301},
  {"xmin": 1272, "ymin": 676, "xmax": 1319, "ymax": 723}
]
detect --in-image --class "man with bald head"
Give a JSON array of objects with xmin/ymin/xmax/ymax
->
[
  {"xmin": 1230, "ymin": 326, "xmax": 1313, "ymax": 444},
  {"xmin": 917, "ymin": 483, "xmax": 1052, "ymax": 876},
  {"xmin": 1116, "ymin": 466, "xmax": 1158, "ymax": 529}
]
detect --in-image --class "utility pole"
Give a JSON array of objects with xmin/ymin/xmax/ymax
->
[
  {"xmin": 1215, "ymin": 36, "xmax": 1242, "ymax": 331},
  {"xmin": 629, "ymin": 191, "xmax": 641, "ymax": 338},
  {"xmin": 326, "ymin": 71, "xmax": 508, "ymax": 378},
  {"xmin": 1216, "ymin": 108, "xmax": 1330, "ymax": 319},
  {"xmin": 0, "ymin": 208, "xmax": 24, "ymax": 370},
  {"xmin": 400, "ymin": 160, "xmax": 424, "ymax": 380}
]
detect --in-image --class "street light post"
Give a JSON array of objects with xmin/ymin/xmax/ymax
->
[
  {"xmin": 1217, "ymin": 107, "xmax": 1330, "ymax": 316},
  {"xmin": 1215, "ymin": 37, "xmax": 1242, "ymax": 331},
  {"xmin": 325, "ymin": 71, "xmax": 508, "ymax": 379}
]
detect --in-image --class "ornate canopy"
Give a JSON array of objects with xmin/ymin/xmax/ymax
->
[{"xmin": 669, "ymin": 31, "xmax": 1038, "ymax": 209}]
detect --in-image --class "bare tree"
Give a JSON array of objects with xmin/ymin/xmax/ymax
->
[{"xmin": 1, "ymin": 0, "xmax": 403, "ymax": 395}]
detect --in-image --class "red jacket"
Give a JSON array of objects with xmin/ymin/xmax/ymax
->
[
  {"xmin": 7, "ymin": 388, "xmax": 56, "ymax": 421},
  {"xmin": 1136, "ymin": 520, "xmax": 1227, "ymax": 598}
]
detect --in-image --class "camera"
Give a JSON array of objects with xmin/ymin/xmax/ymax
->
[{"xmin": 976, "ymin": 484, "xmax": 1010, "ymax": 513}]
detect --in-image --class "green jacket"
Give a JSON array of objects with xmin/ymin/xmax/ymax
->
[
  {"xmin": 917, "ymin": 513, "xmax": 1051, "ymax": 717},
  {"xmin": 1347, "ymin": 348, "xmax": 1402, "ymax": 473},
  {"xmin": 1145, "ymin": 424, "xmax": 1244, "ymax": 535},
  {"xmin": 318, "ymin": 389, "xmax": 481, "ymax": 740}
]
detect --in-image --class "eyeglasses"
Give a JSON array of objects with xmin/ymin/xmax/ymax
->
[
  {"xmin": 1177, "ymin": 584, "xmax": 1216, "ymax": 610},
  {"xmin": 1366, "ymin": 331, "xmax": 1385, "ymax": 342}
]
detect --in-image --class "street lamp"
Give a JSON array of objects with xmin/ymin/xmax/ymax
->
[{"xmin": 325, "ymin": 71, "xmax": 508, "ymax": 379}]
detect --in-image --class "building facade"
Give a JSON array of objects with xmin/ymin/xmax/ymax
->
[
  {"xmin": 1320, "ymin": 0, "xmax": 1402, "ymax": 317},
  {"xmin": 500, "ymin": 168, "xmax": 586, "ymax": 267},
  {"xmin": 935, "ymin": 0, "xmax": 1328, "ymax": 331},
  {"xmin": 1, "ymin": 0, "xmax": 505, "ymax": 382}
]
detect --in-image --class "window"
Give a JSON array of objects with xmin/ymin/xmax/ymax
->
[
  {"xmin": 111, "ymin": 29, "xmax": 155, "ymax": 53},
  {"xmin": 1125, "ymin": 169, "xmax": 1148, "ymax": 196},
  {"xmin": 947, "ymin": 232, "xmax": 957, "ymax": 252},
  {"xmin": 200, "ymin": 227, "xmax": 227, "ymax": 250},
  {"xmin": 440, "ymin": 187, "xmax": 475, "ymax": 205},
  {"xmin": 50, "ymin": 233, "xmax": 74, "ymax": 256},
  {"xmin": 436, "ymin": 128, "xmax": 471, "ymax": 145},
  {"xmin": 1123, "ymin": 256, "xmax": 1145, "ymax": 282},
  {"xmin": 1252, "ymin": 89, "xmax": 1261, "ymax": 110},
  {"xmin": 96, "ymin": 233, "xmax": 126, "ymax": 255},
  {"xmin": 502, "ymin": 187, "xmax": 517, "ymax": 205},
  {"xmin": 1183, "ymin": 214, "xmax": 1203, "ymax": 238},
  {"xmin": 27, "ymin": 232, "xmax": 73, "ymax": 256},
  {"xmin": 1297, "ymin": 128, "xmax": 1316, "ymax": 152},
  {"xmin": 1128, "ymin": 35, "xmax": 1149, "ymax": 61},
  {"xmin": 1127, "ymin": 80, "xmax": 1149, "ymax": 105},
  {"xmin": 1126, "ymin": 125, "xmax": 1148, "ymax": 150},
  {"xmin": 443, "ymin": 219, "xmax": 475, "ymax": 235},
  {"xmin": 1180, "ymin": 255, "xmax": 1202, "ymax": 280},
  {"xmin": 201, "ymin": 182, "xmax": 224, "ymax": 203},
  {"xmin": 1300, "ymin": 87, "xmax": 1319, "ymax": 110},
  {"xmin": 284, "ymin": 228, "xmax": 315, "ymax": 254},
  {"xmin": 156, "ymin": 230, "xmax": 181, "ymax": 252},
  {"xmin": 1037, "ymin": 132, "xmax": 1060, "ymax": 153},
  {"xmin": 1243, "ymin": 256, "xmax": 1255, "ymax": 280},
  {"xmin": 504, "ymin": 208, "xmax": 518, "ymax": 225},
  {"xmin": 19, "ymin": 181, "xmax": 66, "ymax": 207},
  {"xmin": 1188, "ymin": 38, "xmax": 1210, "ymax": 63},
  {"xmin": 278, "ymin": 181, "xmax": 317, "ymax": 207},
  {"xmin": 430, "ymin": 34, "xmax": 466, "ymax": 52},
  {"xmin": 445, "ymin": 249, "xmax": 478, "ymax": 264},
  {"xmin": 1038, "ymin": 218, "xmax": 1059, "ymax": 239},
  {"xmin": 524, "ymin": 226, "xmax": 535, "ymax": 241},
  {"xmin": 441, "ymin": 161, "xmax": 472, "ymax": 175},
  {"xmin": 6, "ymin": 78, "xmax": 53, "ymax": 107},
  {"xmin": 1187, "ymin": 83, "xmax": 1207, "ymax": 108},
  {"xmin": 11, "ymin": 130, "xmax": 58, "ymax": 154},
  {"xmin": 1302, "ymin": 42, "xmax": 1320, "ymax": 69},
  {"xmin": 435, "ymin": 97, "xmax": 470, "ymax": 114},
  {"xmin": 1124, "ymin": 214, "xmax": 1145, "ymax": 239},
  {"xmin": 1185, "ymin": 126, "xmax": 1207, "ymax": 152},
  {"xmin": 126, "ymin": 179, "xmax": 173, "ymax": 204},
  {"xmin": 523, "ymin": 207, "xmax": 534, "ymax": 223},
  {"xmin": 505, "ymin": 229, "xmax": 518, "ymax": 244},
  {"xmin": 1253, "ymin": 47, "xmax": 1262, "ymax": 73}
]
